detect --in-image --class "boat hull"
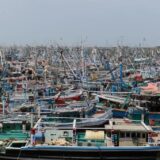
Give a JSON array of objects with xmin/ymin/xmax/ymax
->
[
  {"xmin": 1, "ymin": 146, "xmax": 160, "ymax": 160},
  {"xmin": 55, "ymin": 95, "xmax": 81, "ymax": 104}
]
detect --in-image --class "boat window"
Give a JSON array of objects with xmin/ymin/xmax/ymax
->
[
  {"xmin": 137, "ymin": 133, "xmax": 140, "ymax": 138},
  {"xmin": 126, "ymin": 132, "xmax": 130, "ymax": 138},
  {"xmin": 120, "ymin": 132, "xmax": 125, "ymax": 138},
  {"xmin": 142, "ymin": 133, "xmax": 146, "ymax": 138},
  {"xmin": 10, "ymin": 142, "xmax": 26, "ymax": 148},
  {"xmin": 63, "ymin": 131, "xmax": 69, "ymax": 136},
  {"xmin": 131, "ymin": 132, "xmax": 136, "ymax": 138},
  {"xmin": 107, "ymin": 132, "xmax": 111, "ymax": 137},
  {"xmin": 51, "ymin": 133, "xmax": 56, "ymax": 136}
]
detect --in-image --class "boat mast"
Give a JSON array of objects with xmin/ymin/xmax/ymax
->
[{"xmin": 80, "ymin": 41, "xmax": 86, "ymax": 84}]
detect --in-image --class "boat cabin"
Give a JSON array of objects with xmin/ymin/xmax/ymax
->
[
  {"xmin": 6, "ymin": 140, "xmax": 28, "ymax": 149},
  {"xmin": 105, "ymin": 118, "xmax": 152, "ymax": 146},
  {"xmin": 4, "ymin": 140, "xmax": 28, "ymax": 156}
]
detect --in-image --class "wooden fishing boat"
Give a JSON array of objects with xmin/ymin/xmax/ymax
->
[
  {"xmin": 41, "ymin": 99, "xmax": 97, "ymax": 118},
  {"xmin": 1, "ymin": 145, "xmax": 160, "ymax": 160},
  {"xmin": 0, "ymin": 119, "xmax": 160, "ymax": 160},
  {"xmin": 140, "ymin": 82, "xmax": 160, "ymax": 95},
  {"xmin": 40, "ymin": 109, "xmax": 112, "ymax": 128},
  {"xmin": 54, "ymin": 89, "xmax": 83, "ymax": 104}
]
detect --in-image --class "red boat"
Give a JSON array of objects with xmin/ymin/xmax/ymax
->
[{"xmin": 54, "ymin": 89, "xmax": 83, "ymax": 104}]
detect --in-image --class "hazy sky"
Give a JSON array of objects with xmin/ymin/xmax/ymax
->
[{"xmin": 0, "ymin": 0, "xmax": 160, "ymax": 46}]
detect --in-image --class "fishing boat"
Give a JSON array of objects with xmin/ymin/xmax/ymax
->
[
  {"xmin": 40, "ymin": 99, "xmax": 97, "ymax": 118},
  {"xmin": 1, "ymin": 144, "xmax": 160, "ymax": 160},
  {"xmin": 54, "ymin": 89, "xmax": 83, "ymax": 104},
  {"xmin": 0, "ymin": 118, "xmax": 160, "ymax": 160},
  {"xmin": 40, "ymin": 109, "xmax": 112, "ymax": 128},
  {"xmin": 140, "ymin": 82, "xmax": 160, "ymax": 95}
]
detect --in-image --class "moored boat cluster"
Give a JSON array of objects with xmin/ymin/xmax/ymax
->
[{"xmin": 0, "ymin": 45, "xmax": 160, "ymax": 159}]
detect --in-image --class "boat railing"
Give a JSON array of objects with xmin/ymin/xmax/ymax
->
[
  {"xmin": 0, "ymin": 112, "xmax": 31, "ymax": 122},
  {"xmin": 148, "ymin": 142, "xmax": 160, "ymax": 146}
]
